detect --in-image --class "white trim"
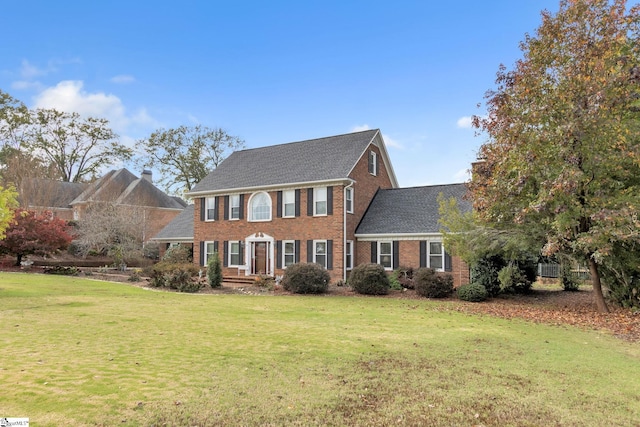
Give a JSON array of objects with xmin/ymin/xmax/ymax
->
[
  {"xmin": 229, "ymin": 194, "xmax": 241, "ymax": 220},
  {"xmin": 313, "ymin": 239, "xmax": 328, "ymax": 268},
  {"xmin": 245, "ymin": 232, "xmax": 275, "ymax": 276},
  {"xmin": 282, "ymin": 239, "xmax": 296, "ymax": 268},
  {"xmin": 345, "ymin": 187, "xmax": 354, "ymax": 214},
  {"xmin": 344, "ymin": 131, "xmax": 399, "ymax": 188},
  {"xmin": 377, "ymin": 241, "xmax": 394, "ymax": 271},
  {"xmin": 205, "ymin": 197, "xmax": 216, "ymax": 222},
  {"xmin": 186, "ymin": 178, "xmax": 353, "ymax": 198},
  {"xmin": 150, "ymin": 237, "xmax": 193, "ymax": 243},
  {"xmin": 282, "ymin": 189, "xmax": 296, "ymax": 218},
  {"xmin": 345, "ymin": 240, "xmax": 354, "ymax": 270},
  {"xmin": 313, "ymin": 187, "xmax": 328, "ymax": 216},
  {"xmin": 204, "ymin": 241, "xmax": 217, "ymax": 265},
  {"xmin": 248, "ymin": 191, "xmax": 272, "ymax": 222},
  {"xmin": 228, "ymin": 240, "xmax": 242, "ymax": 267},
  {"xmin": 426, "ymin": 240, "xmax": 445, "ymax": 272},
  {"xmin": 356, "ymin": 233, "xmax": 442, "ymax": 241}
]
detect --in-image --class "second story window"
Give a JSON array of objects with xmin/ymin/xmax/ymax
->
[
  {"xmin": 205, "ymin": 197, "xmax": 216, "ymax": 221},
  {"xmin": 229, "ymin": 194, "xmax": 240, "ymax": 220},
  {"xmin": 249, "ymin": 192, "xmax": 272, "ymax": 221},
  {"xmin": 345, "ymin": 187, "xmax": 353, "ymax": 214},
  {"xmin": 283, "ymin": 190, "xmax": 295, "ymax": 217},
  {"xmin": 314, "ymin": 187, "xmax": 327, "ymax": 216}
]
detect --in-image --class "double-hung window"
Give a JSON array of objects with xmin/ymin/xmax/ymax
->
[
  {"xmin": 229, "ymin": 195, "xmax": 240, "ymax": 220},
  {"xmin": 314, "ymin": 187, "xmax": 327, "ymax": 216},
  {"xmin": 345, "ymin": 240, "xmax": 353, "ymax": 270},
  {"xmin": 368, "ymin": 151, "xmax": 377, "ymax": 176},
  {"xmin": 429, "ymin": 242, "xmax": 444, "ymax": 271},
  {"xmin": 314, "ymin": 240, "xmax": 327, "ymax": 268},
  {"xmin": 229, "ymin": 241, "xmax": 241, "ymax": 266},
  {"xmin": 378, "ymin": 241, "xmax": 393, "ymax": 270},
  {"xmin": 283, "ymin": 240, "xmax": 296, "ymax": 268},
  {"xmin": 345, "ymin": 187, "xmax": 353, "ymax": 214},
  {"xmin": 204, "ymin": 241, "xmax": 217, "ymax": 264},
  {"xmin": 283, "ymin": 190, "xmax": 295, "ymax": 218},
  {"xmin": 205, "ymin": 197, "xmax": 216, "ymax": 221}
]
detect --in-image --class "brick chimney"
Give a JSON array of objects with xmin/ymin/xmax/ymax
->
[{"xmin": 142, "ymin": 169, "xmax": 153, "ymax": 183}]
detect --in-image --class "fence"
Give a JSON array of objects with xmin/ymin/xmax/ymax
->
[{"xmin": 537, "ymin": 263, "xmax": 590, "ymax": 280}]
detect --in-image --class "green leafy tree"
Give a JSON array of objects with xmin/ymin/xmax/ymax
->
[
  {"xmin": 207, "ymin": 251, "xmax": 223, "ymax": 288},
  {"xmin": 137, "ymin": 125, "xmax": 245, "ymax": 194},
  {"xmin": 0, "ymin": 185, "xmax": 18, "ymax": 239},
  {"xmin": 471, "ymin": 0, "xmax": 640, "ymax": 312}
]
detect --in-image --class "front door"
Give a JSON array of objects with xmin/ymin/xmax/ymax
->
[{"xmin": 252, "ymin": 241, "xmax": 269, "ymax": 275}]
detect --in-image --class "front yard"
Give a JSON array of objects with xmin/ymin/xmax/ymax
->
[{"xmin": 1, "ymin": 272, "xmax": 639, "ymax": 426}]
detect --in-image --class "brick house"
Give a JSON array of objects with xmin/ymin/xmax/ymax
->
[{"xmin": 154, "ymin": 129, "xmax": 470, "ymax": 286}]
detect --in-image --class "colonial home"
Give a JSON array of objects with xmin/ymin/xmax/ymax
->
[{"xmin": 153, "ymin": 129, "xmax": 470, "ymax": 286}]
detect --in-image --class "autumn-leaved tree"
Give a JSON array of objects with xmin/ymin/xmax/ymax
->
[
  {"xmin": 0, "ymin": 185, "xmax": 18, "ymax": 239},
  {"xmin": 0, "ymin": 209, "xmax": 73, "ymax": 265},
  {"xmin": 471, "ymin": 0, "xmax": 640, "ymax": 312},
  {"xmin": 137, "ymin": 125, "xmax": 245, "ymax": 194}
]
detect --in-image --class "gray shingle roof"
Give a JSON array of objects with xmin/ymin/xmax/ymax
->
[
  {"xmin": 189, "ymin": 129, "xmax": 380, "ymax": 194},
  {"xmin": 355, "ymin": 184, "xmax": 471, "ymax": 235},
  {"xmin": 152, "ymin": 204, "xmax": 194, "ymax": 241},
  {"xmin": 20, "ymin": 179, "xmax": 88, "ymax": 208}
]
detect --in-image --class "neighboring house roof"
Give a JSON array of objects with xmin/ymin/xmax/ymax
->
[
  {"xmin": 20, "ymin": 179, "xmax": 88, "ymax": 209},
  {"xmin": 70, "ymin": 168, "xmax": 185, "ymax": 209},
  {"xmin": 151, "ymin": 204, "xmax": 194, "ymax": 242},
  {"xmin": 355, "ymin": 183, "xmax": 471, "ymax": 236},
  {"xmin": 188, "ymin": 129, "xmax": 398, "ymax": 195}
]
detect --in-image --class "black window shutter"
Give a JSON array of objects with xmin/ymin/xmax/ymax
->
[
  {"xmin": 327, "ymin": 240, "xmax": 333, "ymax": 270},
  {"xmin": 276, "ymin": 191, "xmax": 282, "ymax": 218},
  {"xmin": 214, "ymin": 196, "xmax": 220, "ymax": 221},
  {"xmin": 200, "ymin": 198, "xmax": 205, "ymax": 221},
  {"xmin": 295, "ymin": 190, "xmax": 301, "ymax": 217},
  {"xmin": 295, "ymin": 240, "xmax": 300, "ymax": 263},
  {"xmin": 327, "ymin": 186, "xmax": 333, "ymax": 215},
  {"xmin": 240, "ymin": 241, "xmax": 245, "ymax": 265},
  {"xmin": 307, "ymin": 240, "xmax": 313, "ymax": 262},
  {"xmin": 371, "ymin": 242, "xmax": 377, "ymax": 263},
  {"xmin": 393, "ymin": 241, "xmax": 399, "ymax": 270},
  {"xmin": 445, "ymin": 250, "xmax": 452, "ymax": 272},
  {"xmin": 199, "ymin": 241, "xmax": 205, "ymax": 266},
  {"xmin": 239, "ymin": 194, "xmax": 245, "ymax": 219},
  {"xmin": 276, "ymin": 240, "xmax": 282, "ymax": 269},
  {"xmin": 307, "ymin": 188, "xmax": 313, "ymax": 216},
  {"xmin": 223, "ymin": 241, "xmax": 228, "ymax": 267},
  {"xmin": 420, "ymin": 241, "xmax": 427, "ymax": 268},
  {"xmin": 224, "ymin": 196, "xmax": 229, "ymax": 220}
]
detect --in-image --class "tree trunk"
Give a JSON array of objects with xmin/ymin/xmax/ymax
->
[
  {"xmin": 15, "ymin": 253, "xmax": 22, "ymax": 266},
  {"xmin": 588, "ymin": 256, "xmax": 609, "ymax": 313}
]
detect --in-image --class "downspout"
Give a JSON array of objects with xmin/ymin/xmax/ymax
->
[{"xmin": 343, "ymin": 181, "xmax": 355, "ymax": 282}]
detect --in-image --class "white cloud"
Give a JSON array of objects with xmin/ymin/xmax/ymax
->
[
  {"xmin": 110, "ymin": 74, "xmax": 135, "ymax": 84},
  {"xmin": 32, "ymin": 80, "xmax": 159, "ymax": 134},
  {"xmin": 351, "ymin": 124, "xmax": 371, "ymax": 132},
  {"xmin": 11, "ymin": 80, "xmax": 44, "ymax": 91},
  {"xmin": 456, "ymin": 116, "xmax": 473, "ymax": 129},
  {"xmin": 453, "ymin": 167, "xmax": 471, "ymax": 182},
  {"xmin": 20, "ymin": 59, "xmax": 47, "ymax": 79}
]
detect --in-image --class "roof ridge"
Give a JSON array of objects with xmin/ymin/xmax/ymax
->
[{"xmin": 233, "ymin": 129, "xmax": 379, "ymax": 154}]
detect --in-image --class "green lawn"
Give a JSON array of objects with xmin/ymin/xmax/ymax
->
[{"xmin": 1, "ymin": 272, "xmax": 639, "ymax": 426}]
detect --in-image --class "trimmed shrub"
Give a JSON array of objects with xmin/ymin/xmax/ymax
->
[
  {"xmin": 457, "ymin": 283, "xmax": 488, "ymax": 302},
  {"xmin": 207, "ymin": 251, "xmax": 223, "ymax": 288},
  {"xmin": 281, "ymin": 263, "xmax": 330, "ymax": 294},
  {"xmin": 498, "ymin": 264, "xmax": 532, "ymax": 294},
  {"xmin": 560, "ymin": 263, "xmax": 580, "ymax": 291},
  {"xmin": 414, "ymin": 268, "xmax": 454, "ymax": 298},
  {"xmin": 349, "ymin": 263, "xmax": 390, "ymax": 295},
  {"xmin": 388, "ymin": 270, "xmax": 403, "ymax": 290},
  {"xmin": 150, "ymin": 262, "xmax": 201, "ymax": 291}
]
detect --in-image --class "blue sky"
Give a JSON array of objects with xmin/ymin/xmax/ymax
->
[{"xmin": 1, "ymin": 1, "xmax": 559, "ymax": 188}]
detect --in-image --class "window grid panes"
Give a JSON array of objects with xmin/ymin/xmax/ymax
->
[
  {"xmin": 230, "ymin": 195, "xmax": 240, "ymax": 219},
  {"xmin": 314, "ymin": 241, "xmax": 327, "ymax": 268},
  {"xmin": 314, "ymin": 187, "xmax": 327, "ymax": 215},
  {"xmin": 205, "ymin": 242, "xmax": 216, "ymax": 264},
  {"xmin": 283, "ymin": 241, "xmax": 295, "ymax": 267},
  {"xmin": 379, "ymin": 242, "xmax": 392, "ymax": 269},
  {"xmin": 250, "ymin": 192, "xmax": 271, "ymax": 221},
  {"xmin": 229, "ymin": 241, "xmax": 240, "ymax": 266},
  {"xmin": 429, "ymin": 241, "xmax": 443, "ymax": 270},
  {"xmin": 206, "ymin": 197, "xmax": 216, "ymax": 221},
  {"xmin": 346, "ymin": 241, "xmax": 353, "ymax": 270},
  {"xmin": 346, "ymin": 188, "xmax": 353, "ymax": 213},
  {"xmin": 283, "ymin": 190, "xmax": 295, "ymax": 217}
]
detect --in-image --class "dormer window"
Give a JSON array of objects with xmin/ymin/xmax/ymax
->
[
  {"xmin": 368, "ymin": 150, "xmax": 378, "ymax": 176},
  {"xmin": 249, "ymin": 192, "xmax": 272, "ymax": 221}
]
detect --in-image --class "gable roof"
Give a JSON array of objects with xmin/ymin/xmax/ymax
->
[
  {"xmin": 151, "ymin": 204, "xmax": 194, "ymax": 242},
  {"xmin": 70, "ymin": 168, "xmax": 184, "ymax": 210},
  {"xmin": 355, "ymin": 183, "xmax": 471, "ymax": 236},
  {"xmin": 188, "ymin": 129, "xmax": 398, "ymax": 195},
  {"xmin": 20, "ymin": 179, "xmax": 88, "ymax": 209}
]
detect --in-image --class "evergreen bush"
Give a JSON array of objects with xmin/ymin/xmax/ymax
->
[
  {"xmin": 457, "ymin": 283, "xmax": 488, "ymax": 302},
  {"xmin": 207, "ymin": 252, "xmax": 223, "ymax": 288},
  {"xmin": 281, "ymin": 263, "xmax": 330, "ymax": 294},
  {"xmin": 348, "ymin": 263, "xmax": 390, "ymax": 295},
  {"xmin": 414, "ymin": 268, "xmax": 454, "ymax": 298},
  {"xmin": 498, "ymin": 264, "xmax": 532, "ymax": 294}
]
